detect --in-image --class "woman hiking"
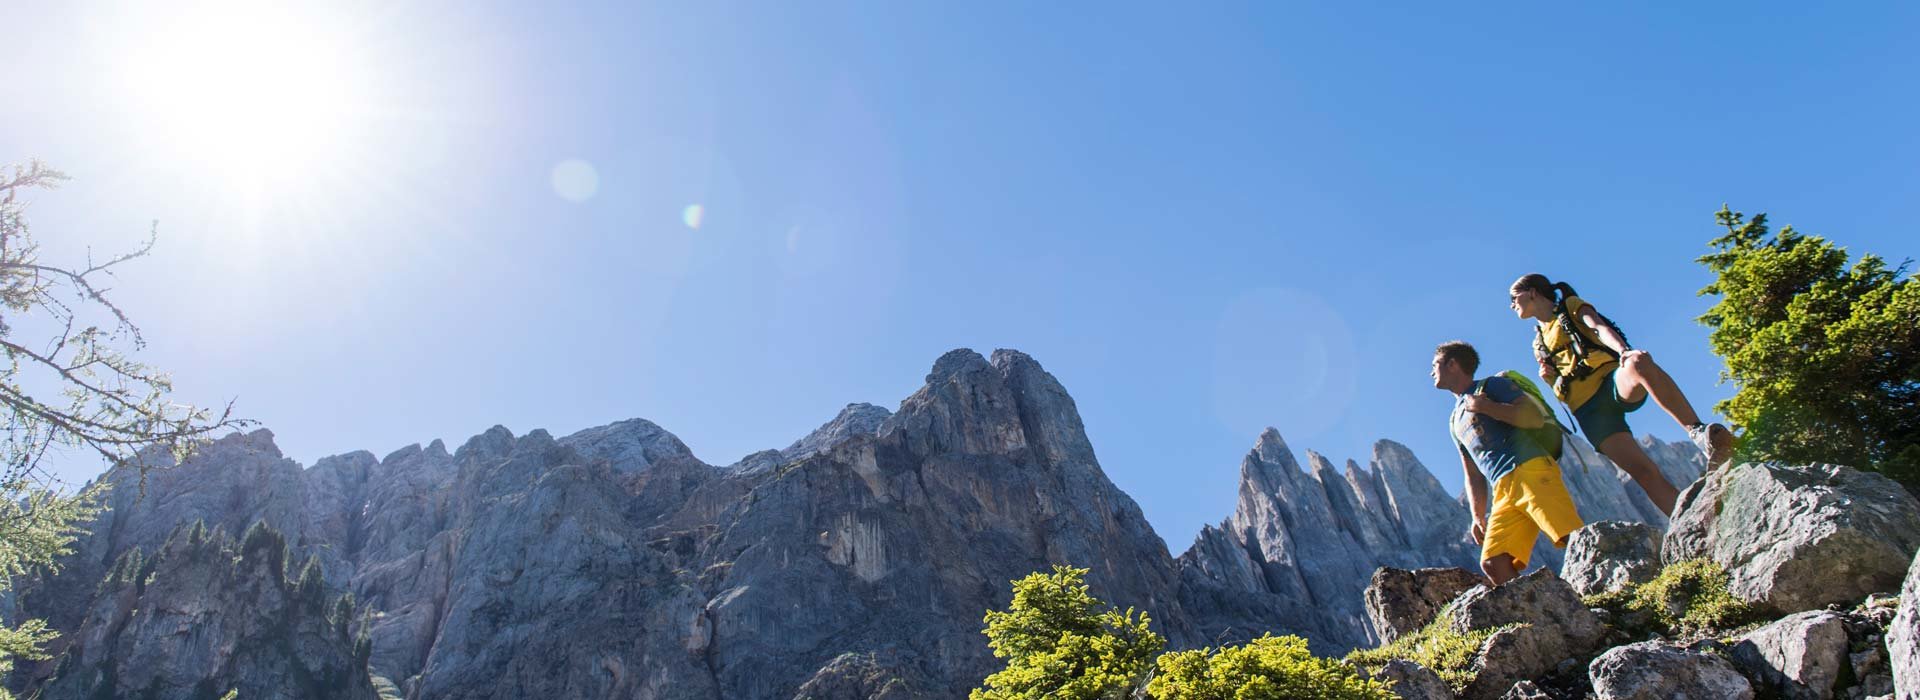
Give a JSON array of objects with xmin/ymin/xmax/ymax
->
[{"xmin": 1508, "ymin": 273, "xmax": 1735, "ymax": 516}]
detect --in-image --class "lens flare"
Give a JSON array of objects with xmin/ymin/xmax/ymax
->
[
  {"xmin": 682, "ymin": 204, "xmax": 705, "ymax": 230},
  {"xmin": 551, "ymin": 159, "xmax": 599, "ymax": 202}
]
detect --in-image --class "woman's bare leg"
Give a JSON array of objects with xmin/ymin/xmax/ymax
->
[
  {"xmin": 1613, "ymin": 350, "xmax": 1701, "ymax": 429},
  {"xmin": 1598, "ymin": 431, "xmax": 1679, "ymax": 516}
]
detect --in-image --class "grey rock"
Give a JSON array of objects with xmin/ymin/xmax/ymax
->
[
  {"xmin": 561, "ymin": 417, "xmax": 698, "ymax": 473},
  {"xmin": 1562, "ymin": 521, "xmax": 1663, "ymax": 597},
  {"xmin": 41, "ymin": 524, "xmax": 377, "ymax": 700},
  {"xmin": 1373, "ymin": 658, "xmax": 1456, "ymax": 700},
  {"xmin": 783, "ymin": 403, "xmax": 893, "ymax": 463},
  {"xmin": 1729, "ymin": 611, "xmax": 1849, "ymax": 700},
  {"xmin": 1891, "ymin": 547, "xmax": 1920, "ymax": 700},
  {"xmin": 1463, "ymin": 624, "xmax": 1568, "ymax": 700},
  {"xmin": 1446, "ymin": 569, "xmax": 1604, "ymax": 655},
  {"xmin": 1178, "ymin": 435, "xmax": 1489, "ymax": 653},
  {"xmin": 1664, "ymin": 463, "xmax": 1920, "ymax": 614},
  {"xmin": 791, "ymin": 652, "xmax": 928, "ymax": 700},
  {"xmin": 1501, "ymin": 680, "xmax": 1551, "ymax": 700},
  {"xmin": 1588, "ymin": 641, "xmax": 1754, "ymax": 700},
  {"xmin": 1366, "ymin": 567, "xmax": 1483, "ymax": 643}
]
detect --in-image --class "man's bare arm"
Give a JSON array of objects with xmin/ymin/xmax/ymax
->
[{"xmin": 1461, "ymin": 447, "xmax": 1489, "ymax": 541}]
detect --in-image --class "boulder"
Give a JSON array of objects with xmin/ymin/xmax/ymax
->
[
  {"xmin": 1588, "ymin": 641, "xmax": 1753, "ymax": 700},
  {"xmin": 1372, "ymin": 658, "xmax": 1456, "ymax": 700},
  {"xmin": 1446, "ymin": 569, "xmax": 1604, "ymax": 654},
  {"xmin": 1890, "ymin": 549, "xmax": 1920, "ymax": 700},
  {"xmin": 1729, "ymin": 611, "xmax": 1849, "ymax": 700},
  {"xmin": 789, "ymin": 652, "xmax": 927, "ymax": 700},
  {"xmin": 1562, "ymin": 521, "xmax": 1663, "ymax": 597},
  {"xmin": 1366, "ymin": 567, "xmax": 1484, "ymax": 643},
  {"xmin": 1664, "ymin": 463, "xmax": 1920, "ymax": 615},
  {"xmin": 1462, "ymin": 624, "xmax": 1567, "ymax": 700}
]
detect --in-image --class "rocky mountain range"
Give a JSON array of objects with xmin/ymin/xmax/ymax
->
[{"xmin": 9, "ymin": 348, "xmax": 1703, "ymax": 699}]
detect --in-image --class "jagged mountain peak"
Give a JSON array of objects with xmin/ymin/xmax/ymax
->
[
  {"xmin": 783, "ymin": 402, "xmax": 892, "ymax": 462},
  {"xmin": 926, "ymin": 347, "xmax": 992, "ymax": 383},
  {"xmin": 454, "ymin": 424, "xmax": 516, "ymax": 463},
  {"xmin": 561, "ymin": 416, "xmax": 699, "ymax": 472}
]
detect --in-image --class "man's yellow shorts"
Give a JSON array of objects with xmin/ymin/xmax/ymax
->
[{"xmin": 1482, "ymin": 456, "xmax": 1583, "ymax": 569}]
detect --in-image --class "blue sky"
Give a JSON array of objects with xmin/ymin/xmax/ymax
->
[{"xmin": 4, "ymin": 1, "xmax": 1916, "ymax": 549}]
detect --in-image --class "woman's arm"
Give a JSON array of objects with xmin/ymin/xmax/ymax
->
[{"xmin": 1577, "ymin": 304, "xmax": 1631, "ymax": 355}]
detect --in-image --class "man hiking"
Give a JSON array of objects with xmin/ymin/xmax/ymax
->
[
  {"xmin": 1433, "ymin": 340, "xmax": 1583, "ymax": 586},
  {"xmin": 1508, "ymin": 274, "xmax": 1735, "ymax": 517}
]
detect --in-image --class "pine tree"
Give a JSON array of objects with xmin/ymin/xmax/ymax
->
[{"xmin": 1698, "ymin": 206, "xmax": 1920, "ymax": 490}]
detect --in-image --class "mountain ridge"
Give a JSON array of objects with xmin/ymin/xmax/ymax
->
[{"xmin": 14, "ymin": 347, "xmax": 1699, "ymax": 699}]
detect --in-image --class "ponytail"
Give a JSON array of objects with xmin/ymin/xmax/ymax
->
[{"xmin": 1511, "ymin": 273, "xmax": 1582, "ymax": 306}]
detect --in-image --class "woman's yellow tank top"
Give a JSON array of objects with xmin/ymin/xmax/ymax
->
[{"xmin": 1537, "ymin": 295, "xmax": 1618, "ymax": 408}]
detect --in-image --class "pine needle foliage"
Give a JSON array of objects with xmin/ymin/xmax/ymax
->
[
  {"xmin": 1698, "ymin": 206, "xmax": 1920, "ymax": 490},
  {"xmin": 1152, "ymin": 634, "xmax": 1395, "ymax": 700},
  {"xmin": 972, "ymin": 565, "xmax": 1164, "ymax": 700}
]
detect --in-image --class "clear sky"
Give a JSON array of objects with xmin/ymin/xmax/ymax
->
[{"xmin": 4, "ymin": 1, "xmax": 1916, "ymax": 549}]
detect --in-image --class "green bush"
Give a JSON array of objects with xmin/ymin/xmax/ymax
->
[
  {"xmin": 971, "ymin": 565, "xmax": 1164, "ymax": 700},
  {"xmin": 1583, "ymin": 559, "xmax": 1759, "ymax": 636},
  {"xmin": 1343, "ymin": 608, "xmax": 1508, "ymax": 694},
  {"xmin": 1152, "ymin": 634, "xmax": 1395, "ymax": 700}
]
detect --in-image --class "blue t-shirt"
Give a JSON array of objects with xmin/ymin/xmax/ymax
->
[{"xmin": 1450, "ymin": 376, "xmax": 1551, "ymax": 484}]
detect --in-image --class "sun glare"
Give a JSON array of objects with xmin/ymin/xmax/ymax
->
[{"xmin": 119, "ymin": 4, "xmax": 367, "ymax": 186}]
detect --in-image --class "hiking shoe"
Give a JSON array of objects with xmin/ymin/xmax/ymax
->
[{"xmin": 1688, "ymin": 422, "xmax": 1735, "ymax": 470}]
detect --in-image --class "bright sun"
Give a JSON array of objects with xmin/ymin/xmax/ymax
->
[{"xmin": 119, "ymin": 4, "xmax": 368, "ymax": 186}]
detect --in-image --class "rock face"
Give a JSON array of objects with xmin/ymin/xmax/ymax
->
[
  {"xmin": 1664, "ymin": 462, "xmax": 1920, "ymax": 614},
  {"xmin": 13, "ymin": 347, "xmax": 1707, "ymax": 698},
  {"xmin": 1175, "ymin": 435, "xmax": 1487, "ymax": 652},
  {"xmin": 1891, "ymin": 550, "xmax": 1920, "ymax": 700},
  {"xmin": 1729, "ymin": 611, "xmax": 1850, "ymax": 700},
  {"xmin": 1588, "ymin": 641, "xmax": 1753, "ymax": 700},
  {"xmin": 1365, "ymin": 567, "xmax": 1482, "ymax": 643},
  {"xmin": 40, "ymin": 523, "xmax": 377, "ymax": 700},
  {"xmin": 1561, "ymin": 521, "xmax": 1664, "ymax": 597},
  {"xmin": 18, "ymin": 349, "xmax": 1192, "ymax": 699}
]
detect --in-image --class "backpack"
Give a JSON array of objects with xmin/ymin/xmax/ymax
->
[
  {"xmin": 1532, "ymin": 285, "xmax": 1631, "ymax": 400},
  {"xmin": 1479, "ymin": 370, "xmax": 1572, "ymax": 461}
]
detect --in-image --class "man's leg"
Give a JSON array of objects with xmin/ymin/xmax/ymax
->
[
  {"xmin": 1597, "ymin": 432, "xmax": 1679, "ymax": 516},
  {"xmin": 1480, "ymin": 482, "xmax": 1538, "ymax": 587},
  {"xmin": 1513, "ymin": 456, "xmax": 1585, "ymax": 550},
  {"xmin": 1482, "ymin": 554, "xmax": 1520, "ymax": 586}
]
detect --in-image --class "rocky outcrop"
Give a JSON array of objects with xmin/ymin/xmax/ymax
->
[
  {"xmin": 1891, "ymin": 549, "xmax": 1920, "ymax": 700},
  {"xmin": 1365, "ymin": 567, "xmax": 1482, "ymax": 644},
  {"xmin": 1561, "ymin": 521, "xmax": 1663, "ymax": 597},
  {"xmin": 1445, "ymin": 570, "xmax": 1603, "ymax": 655},
  {"xmin": 1729, "ymin": 611, "xmax": 1849, "ymax": 700},
  {"xmin": 782, "ymin": 403, "xmax": 893, "ymax": 463},
  {"xmin": 1588, "ymin": 641, "xmax": 1753, "ymax": 700},
  {"xmin": 41, "ymin": 523, "xmax": 376, "ymax": 700},
  {"xmin": 1664, "ymin": 462, "xmax": 1920, "ymax": 614}
]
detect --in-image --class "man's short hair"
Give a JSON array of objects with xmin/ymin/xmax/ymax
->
[{"xmin": 1435, "ymin": 341, "xmax": 1480, "ymax": 375}]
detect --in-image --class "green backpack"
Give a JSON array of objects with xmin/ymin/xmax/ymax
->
[{"xmin": 1482, "ymin": 370, "xmax": 1571, "ymax": 460}]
